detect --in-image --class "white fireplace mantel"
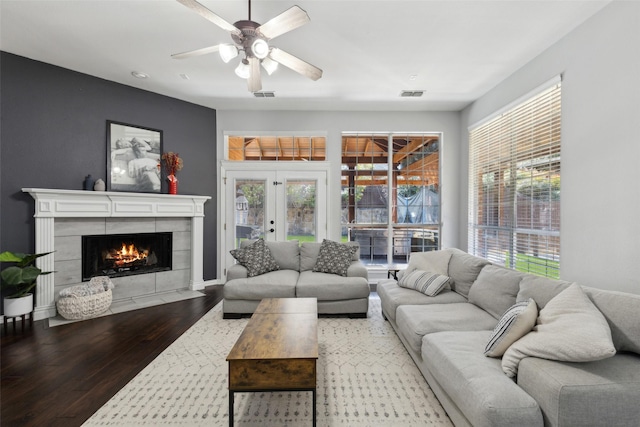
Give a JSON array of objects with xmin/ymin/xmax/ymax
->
[{"xmin": 22, "ymin": 188, "xmax": 211, "ymax": 320}]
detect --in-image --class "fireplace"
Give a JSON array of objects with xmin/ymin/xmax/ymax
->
[{"xmin": 82, "ymin": 232, "xmax": 172, "ymax": 281}]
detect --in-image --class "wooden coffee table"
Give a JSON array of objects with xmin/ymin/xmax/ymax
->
[{"xmin": 227, "ymin": 298, "xmax": 318, "ymax": 426}]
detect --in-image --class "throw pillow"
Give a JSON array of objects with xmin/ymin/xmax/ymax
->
[
  {"xmin": 230, "ymin": 238, "xmax": 279, "ymax": 277},
  {"xmin": 484, "ymin": 298, "xmax": 538, "ymax": 357},
  {"xmin": 405, "ymin": 249, "xmax": 452, "ymax": 276},
  {"xmin": 313, "ymin": 239, "xmax": 358, "ymax": 277},
  {"xmin": 501, "ymin": 283, "xmax": 616, "ymax": 378},
  {"xmin": 398, "ymin": 270, "xmax": 451, "ymax": 297}
]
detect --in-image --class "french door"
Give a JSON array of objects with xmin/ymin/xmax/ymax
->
[{"xmin": 222, "ymin": 164, "xmax": 327, "ymax": 277}]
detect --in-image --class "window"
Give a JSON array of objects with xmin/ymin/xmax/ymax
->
[
  {"xmin": 468, "ymin": 81, "xmax": 561, "ymax": 278},
  {"xmin": 227, "ymin": 134, "xmax": 325, "ymax": 161},
  {"xmin": 342, "ymin": 133, "xmax": 441, "ymax": 266}
]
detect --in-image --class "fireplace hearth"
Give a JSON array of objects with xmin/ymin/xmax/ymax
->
[{"xmin": 82, "ymin": 232, "xmax": 172, "ymax": 280}]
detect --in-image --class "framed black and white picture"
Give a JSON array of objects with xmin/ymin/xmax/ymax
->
[{"xmin": 107, "ymin": 121, "xmax": 163, "ymax": 193}]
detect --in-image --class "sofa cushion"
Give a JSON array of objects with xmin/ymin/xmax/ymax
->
[
  {"xmin": 583, "ymin": 286, "xmax": 640, "ymax": 354},
  {"xmin": 516, "ymin": 275, "xmax": 572, "ymax": 308},
  {"xmin": 398, "ymin": 270, "xmax": 451, "ymax": 296},
  {"xmin": 300, "ymin": 241, "xmax": 359, "ymax": 272},
  {"xmin": 447, "ymin": 248, "xmax": 491, "ymax": 297},
  {"xmin": 377, "ymin": 280, "xmax": 467, "ymax": 323},
  {"xmin": 396, "ymin": 303, "xmax": 497, "ymax": 354},
  {"xmin": 517, "ymin": 354, "xmax": 640, "ymax": 427},
  {"xmin": 468, "ymin": 265, "xmax": 525, "ymax": 319},
  {"xmin": 230, "ymin": 238, "xmax": 279, "ymax": 277},
  {"xmin": 239, "ymin": 239, "xmax": 300, "ymax": 271},
  {"xmin": 266, "ymin": 240, "xmax": 300, "ymax": 271},
  {"xmin": 296, "ymin": 270, "xmax": 370, "ymax": 300},
  {"xmin": 502, "ymin": 283, "xmax": 616, "ymax": 378},
  {"xmin": 485, "ymin": 298, "xmax": 538, "ymax": 357},
  {"xmin": 405, "ymin": 249, "xmax": 452, "ymax": 276},
  {"xmin": 422, "ymin": 330, "xmax": 542, "ymax": 427},
  {"xmin": 312, "ymin": 239, "xmax": 358, "ymax": 276},
  {"xmin": 223, "ymin": 270, "xmax": 298, "ymax": 300}
]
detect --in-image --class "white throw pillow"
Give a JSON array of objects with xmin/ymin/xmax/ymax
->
[
  {"xmin": 484, "ymin": 298, "xmax": 538, "ymax": 357},
  {"xmin": 398, "ymin": 270, "xmax": 451, "ymax": 297},
  {"xmin": 501, "ymin": 283, "xmax": 616, "ymax": 378}
]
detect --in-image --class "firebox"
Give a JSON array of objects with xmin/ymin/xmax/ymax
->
[{"xmin": 82, "ymin": 232, "xmax": 172, "ymax": 281}]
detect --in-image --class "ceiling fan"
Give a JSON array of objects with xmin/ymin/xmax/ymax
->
[{"xmin": 173, "ymin": 0, "xmax": 323, "ymax": 93}]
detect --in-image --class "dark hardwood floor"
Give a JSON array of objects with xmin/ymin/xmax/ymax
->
[{"xmin": 1, "ymin": 285, "xmax": 223, "ymax": 427}]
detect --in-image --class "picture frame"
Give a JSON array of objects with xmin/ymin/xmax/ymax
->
[{"xmin": 107, "ymin": 121, "xmax": 163, "ymax": 193}]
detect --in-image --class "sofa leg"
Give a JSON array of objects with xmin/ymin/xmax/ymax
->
[
  {"xmin": 223, "ymin": 313, "xmax": 242, "ymax": 319},
  {"xmin": 348, "ymin": 313, "xmax": 367, "ymax": 319}
]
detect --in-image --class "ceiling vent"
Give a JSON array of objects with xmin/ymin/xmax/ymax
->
[
  {"xmin": 400, "ymin": 90, "xmax": 424, "ymax": 97},
  {"xmin": 253, "ymin": 91, "xmax": 275, "ymax": 98}
]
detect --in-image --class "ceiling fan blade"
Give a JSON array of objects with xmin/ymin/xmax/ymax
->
[
  {"xmin": 258, "ymin": 5, "xmax": 310, "ymax": 40},
  {"xmin": 176, "ymin": 0, "xmax": 242, "ymax": 37},
  {"xmin": 171, "ymin": 44, "xmax": 221, "ymax": 59},
  {"xmin": 247, "ymin": 57, "xmax": 262, "ymax": 92},
  {"xmin": 269, "ymin": 48, "xmax": 323, "ymax": 81}
]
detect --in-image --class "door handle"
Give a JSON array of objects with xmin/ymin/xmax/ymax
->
[{"xmin": 269, "ymin": 228, "xmax": 275, "ymax": 233}]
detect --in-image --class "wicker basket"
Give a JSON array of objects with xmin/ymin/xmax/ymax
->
[{"xmin": 56, "ymin": 289, "xmax": 113, "ymax": 320}]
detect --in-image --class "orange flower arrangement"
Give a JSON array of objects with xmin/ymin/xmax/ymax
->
[{"xmin": 162, "ymin": 152, "xmax": 183, "ymax": 176}]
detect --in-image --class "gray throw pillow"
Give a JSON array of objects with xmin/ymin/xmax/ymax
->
[
  {"xmin": 230, "ymin": 238, "xmax": 279, "ymax": 277},
  {"xmin": 398, "ymin": 270, "xmax": 451, "ymax": 297},
  {"xmin": 313, "ymin": 239, "xmax": 358, "ymax": 276}
]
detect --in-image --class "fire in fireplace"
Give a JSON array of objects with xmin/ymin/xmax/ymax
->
[{"xmin": 82, "ymin": 232, "xmax": 172, "ymax": 280}]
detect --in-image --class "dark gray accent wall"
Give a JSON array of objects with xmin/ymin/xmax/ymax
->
[{"xmin": 0, "ymin": 52, "xmax": 217, "ymax": 280}]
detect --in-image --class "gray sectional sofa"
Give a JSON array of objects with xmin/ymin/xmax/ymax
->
[
  {"xmin": 378, "ymin": 248, "xmax": 640, "ymax": 427},
  {"xmin": 223, "ymin": 240, "xmax": 370, "ymax": 318}
]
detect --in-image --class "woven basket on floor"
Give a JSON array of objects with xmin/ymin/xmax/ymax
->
[{"xmin": 56, "ymin": 289, "xmax": 113, "ymax": 320}]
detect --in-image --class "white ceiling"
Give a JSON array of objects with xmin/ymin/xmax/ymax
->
[{"xmin": 0, "ymin": 0, "xmax": 610, "ymax": 111}]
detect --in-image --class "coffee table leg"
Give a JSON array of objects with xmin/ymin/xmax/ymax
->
[
  {"xmin": 312, "ymin": 389, "xmax": 316, "ymax": 427},
  {"xmin": 229, "ymin": 390, "xmax": 234, "ymax": 426}
]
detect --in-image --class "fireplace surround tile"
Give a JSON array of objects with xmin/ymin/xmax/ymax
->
[
  {"xmin": 55, "ymin": 218, "xmax": 106, "ymax": 236},
  {"xmin": 106, "ymin": 217, "xmax": 156, "ymax": 234}
]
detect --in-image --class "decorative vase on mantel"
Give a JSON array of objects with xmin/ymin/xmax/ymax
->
[{"xmin": 168, "ymin": 174, "xmax": 178, "ymax": 195}]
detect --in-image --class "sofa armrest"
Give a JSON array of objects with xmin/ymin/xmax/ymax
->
[
  {"xmin": 347, "ymin": 261, "xmax": 368, "ymax": 280},
  {"xmin": 226, "ymin": 263, "xmax": 248, "ymax": 281}
]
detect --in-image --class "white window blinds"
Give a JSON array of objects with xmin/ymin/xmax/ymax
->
[{"xmin": 468, "ymin": 82, "xmax": 561, "ymax": 278}]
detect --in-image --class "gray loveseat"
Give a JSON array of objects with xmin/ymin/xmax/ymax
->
[
  {"xmin": 378, "ymin": 248, "xmax": 640, "ymax": 427},
  {"xmin": 223, "ymin": 240, "xmax": 370, "ymax": 318}
]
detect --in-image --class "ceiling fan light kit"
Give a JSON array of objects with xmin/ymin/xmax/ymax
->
[
  {"xmin": 235, "ymin": 60, "xmax": 250, "ymax": 79},
  {"xmin": 219, "ymin": 44, "xmax": 239, "ymax": 63},
  {"xmin": 261, "ymin": 57, "xmax": 279, "ymax": 75},
  {"xmin": 174, "ymin": 0, "xmax": 323, "ymax": 92}
]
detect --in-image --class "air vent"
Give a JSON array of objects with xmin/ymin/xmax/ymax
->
[
  {"xmin": 254, "ymin": 91, "xmax": 275, "ymax": 98},
  {"xmin": 400, "ymin": 90, "xmax": 424, "ymax": 97}
]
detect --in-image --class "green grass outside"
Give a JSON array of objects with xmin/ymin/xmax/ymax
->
[
  {"xmin": 287, "ymin": 235, "xmax": 318, "ymax": 243},
  {"xmin": 507, "ymin": 253, "xmax": 559, "ymax": 279}
]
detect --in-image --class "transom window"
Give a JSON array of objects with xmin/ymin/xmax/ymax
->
[{"xmin": 227, "ymin": 134, "xmax": 326, "ymax": 161}]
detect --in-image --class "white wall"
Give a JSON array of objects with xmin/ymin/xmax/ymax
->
[
  {"xmin": 461, "ymin": 1, "xmax": 640, "ymax": 294},
  {"xmin": 216, "ymin": 110, "xmax": 461, "ymax": 250}
]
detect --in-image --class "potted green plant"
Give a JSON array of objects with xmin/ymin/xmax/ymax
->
[{"xmin": 1, "ymin": 251, "xmax": 53, "ymax": 317}]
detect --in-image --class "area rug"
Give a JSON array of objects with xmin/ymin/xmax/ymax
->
[{"xmin": 83, "ymin": 296, "xmax": 452, "ymax": 426}]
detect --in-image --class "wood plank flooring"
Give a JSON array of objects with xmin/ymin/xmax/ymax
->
[{"xmin": 1, "ymin": 285, "xmax": 223, "ymax": 427}]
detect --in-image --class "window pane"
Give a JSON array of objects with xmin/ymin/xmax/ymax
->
[
  {"xmin": 342, "ymin": 133, "xmax": 441, "ymax": 266},
  {"xmin": 286, "ymin": 180, "xmax": 317, "ymax": 242},
  {"xmin": 234, "ymin": 180, "xmax": 265, "ymax": 247},
  {"xmin": 469, "ymin": 82, "xmax": 561, "ymax": 278},
  {"xmin": 227, "ymin": 135, "xmax": 326, "ymax": 161}
]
